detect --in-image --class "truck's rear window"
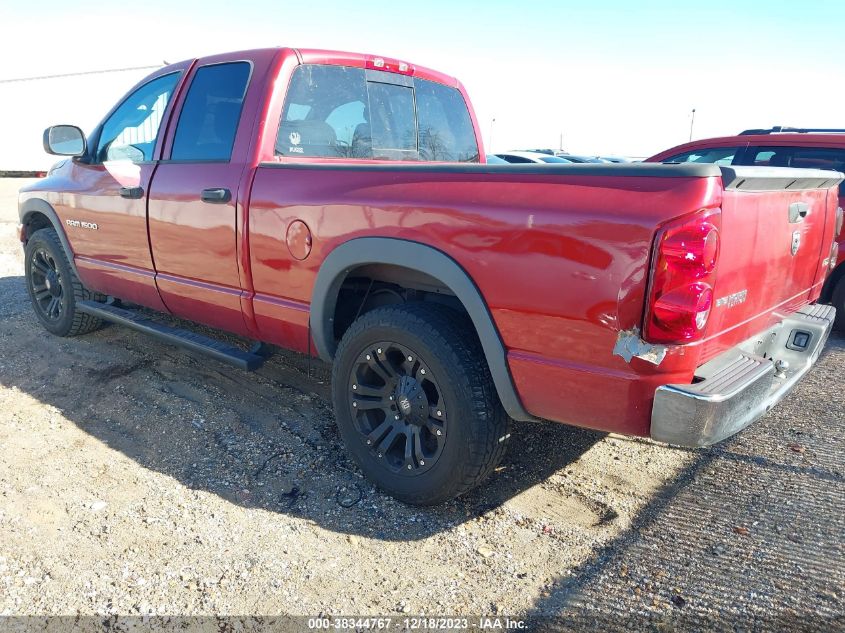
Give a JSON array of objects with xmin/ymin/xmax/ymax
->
[{"xmin": 276, "ymin": 64, "xmax": 479, "ymax": 162}]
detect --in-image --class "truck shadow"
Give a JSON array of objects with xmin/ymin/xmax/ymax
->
[
  {"xmin": 522, "ymin": 332, "xmax": 845, "ymax": 629},
  {"xmin": 0, "ymin": 274, "xmax": 604, "ymax": 541}
]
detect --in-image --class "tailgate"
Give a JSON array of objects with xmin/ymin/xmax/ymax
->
[{"xmin": 701, "ymin": 166, "xmax": 843, "ymax": 361}]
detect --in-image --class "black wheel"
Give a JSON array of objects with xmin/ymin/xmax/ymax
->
[
  {"xmin": 24, "ymin": 228, "xmax": 103, "ymax": 337},
  {"xmin": 834, "ymin": 277, "xmax": 845, "ymax": 331},
  {"xmin": 332, "ymin": 302, "xmax": 510, "ymax": 505}
]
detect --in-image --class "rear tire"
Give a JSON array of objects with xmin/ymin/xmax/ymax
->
[
  {"xmin": 332, "ymin": 302, "xmax": 510, "ymax": 505},
  {"xmin": 24, "ymin": 227, "xmax": 104, "ymax": 337}
]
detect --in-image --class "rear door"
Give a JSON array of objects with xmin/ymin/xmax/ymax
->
[{"xmin": 147, "ymin": 59, "xmax": 253, "ymax": 335}]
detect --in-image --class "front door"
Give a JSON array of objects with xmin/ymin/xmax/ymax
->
[
  {"xmin": 64, "ymin": 70, "xmax": 186, "ymax": 310},
  {"xmin": 147, "ymin": 60, "xmax": 253, "ymax": 336}
]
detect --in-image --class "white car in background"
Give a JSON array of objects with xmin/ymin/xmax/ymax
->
[{"xmin": 494, "ymin": 151, "xmax": 574, "ymax": 164}]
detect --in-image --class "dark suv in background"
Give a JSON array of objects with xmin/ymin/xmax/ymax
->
[{"xmin": 647, "ymin": 127, "xmax": 845, "ymax": 329}]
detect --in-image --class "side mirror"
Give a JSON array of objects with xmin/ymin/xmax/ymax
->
[{"xmin": 43, "ymin": 125, "xmax": 86, "ymax": 157}]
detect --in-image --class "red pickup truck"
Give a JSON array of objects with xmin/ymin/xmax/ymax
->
[{"xmin": 19, "ymin": 48, "xmax": 843, "ymax": 504}]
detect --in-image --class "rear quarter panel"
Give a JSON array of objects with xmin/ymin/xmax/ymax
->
[{"xmin": 247, "ymin": 165, "xmax": 722, "ymax": 435}]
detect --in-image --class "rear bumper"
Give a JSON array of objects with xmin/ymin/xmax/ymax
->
[{"xmin": 651, "ymin": 303, "xmax": 835, "ymax": 446}]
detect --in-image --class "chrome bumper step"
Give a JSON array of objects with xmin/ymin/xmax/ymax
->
[{"xmin": 651, "ymin": 303, "xmax": 836, "ymax": 446}]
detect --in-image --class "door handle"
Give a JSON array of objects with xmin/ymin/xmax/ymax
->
[
  {"xmin": 789, "ymin": 202, "xmax": 809, "ymax": 223},
  {"xmin": 119, "ymin": 186, "xmax": 144, "ymax": 199},
  {"xmin": 201, "ymin": 188, "xmax": 231, "ymax": 204}
]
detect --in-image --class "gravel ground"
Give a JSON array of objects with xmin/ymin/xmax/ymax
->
[{"xmin": 0, "ymin": 179, "xmax": 842, "ymax": 631}]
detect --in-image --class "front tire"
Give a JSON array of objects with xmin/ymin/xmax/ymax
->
[
  {"xmin": 24, "ymin": 227, "xmax": 103, "ymax": 337},
  {"xmin": 332, "ymin": 303, "xmax": 510, "ymax": 505}
]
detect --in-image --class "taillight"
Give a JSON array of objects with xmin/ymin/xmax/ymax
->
[
  {"xmin": 644, "ymin": 210, "xmax": 721, "ymax": 344},
  {"xmin": 836, "ymin": 206, "xmax": 844, "ymax": 238},
  {"xmin": 831, "ymin": 241, "xmax": 840, "ymax": 270},
  {"xmin": 660, "ymin": 221, "xmax": 719, "ymax": 278}
]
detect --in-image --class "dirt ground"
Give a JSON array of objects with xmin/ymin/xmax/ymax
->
[{"xmin": 0, "ymin": 178, "xmax": 842, "ymax": 630}]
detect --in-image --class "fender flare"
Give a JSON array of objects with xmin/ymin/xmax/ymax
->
[
  {"xmin": 310, "ymin": 237, "xmax": 535, "ymax": 421},
  {"xmin": 19, "ymin": 198, "xmax": 81, "ymax": 279}
]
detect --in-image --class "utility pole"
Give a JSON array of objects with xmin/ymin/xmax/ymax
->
[
  {"xmin": 488, "ymin": 118, "xmax": 496, "ymax": 151},
  {"xmin": 689, "ymin": 108, "xmax": 696, "ymax": 141},
  {"xmin": 559, "ymin": 132, "xmax": 563, "ymax": 152}
]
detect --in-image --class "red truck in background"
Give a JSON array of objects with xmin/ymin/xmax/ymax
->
[
  {"xmin": 647, "ymin": 129, "xmax": 845, "ymax": 329},
  {"xmin": 18, "ymin": 47, "xmax": 843, "ymax": 504}
]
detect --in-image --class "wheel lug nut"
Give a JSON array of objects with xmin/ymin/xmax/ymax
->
[
  {"xmin": 420, "ymin": 369, "xmax": 426, "ymax": 375},
  {"xmin": 407, "ymin": 355, "xmax": 413, "ymax": 361},
  {"xmin": 407, "ymin": 464, "xmax": 412, "ymax": 470},
  {"xmin": 394, "ymin": 415, "xmax": 400, "ymax": 420},
  {"xmin": 352, "ymin": 385, "xmax": 357, "ymax": 390},
  {"xmin": 420, "ymin": 460, "xmax": 425, "ymax": 466},
  {"xmin": 436, "ymin": 410, "xmax": 442, "ymax": 417},
  {"xmin": 377, "ymin": 348, "xmax": 383, "ymax": 354},
  {"xmin": 366, "ymin": 354, "xmax": 371, "ymax": 360},
  {"xmin": 352, "ymin": 402, "xmax": 357, "ymax": 407},
  {"xmin": 389, "ymin": 395, "xmax": 394, "ymax": 401},
  {"xmin": 436, "ymin": 430, "xmax": 442, "ymax": 436},
  {"xmin": 378, "ymin": 453, "xmax": 383, "ymax": 458},
  {"xmin": 366, "ymin": 439, "xmax": 371, "ymax": 445}
]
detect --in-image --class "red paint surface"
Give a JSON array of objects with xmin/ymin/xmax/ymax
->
[{"xmin": 286, "ymin": 220, "xmax": 313, "ymax": 260}]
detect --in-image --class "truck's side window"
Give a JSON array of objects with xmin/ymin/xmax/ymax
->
[
  {"xmin": 170, "ymin": 62, "xmax": 251, "ymax": 161},
  {"xmin": 95, "ymin": 72, "xmax": 180, "ymax": 163},
  {"xmin": 416, "ymin": 79, "xmax": 479, "ymax": 162},
  {"xmin": 278, "ymin": 65, "xmax": 369, "ymax": 158},
  {"xmin": 276, "ymin": 64, "xmax": 480, "ymax": 162}
]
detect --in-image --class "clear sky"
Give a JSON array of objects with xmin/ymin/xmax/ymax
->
[{"xmin": 2, "ymin": 0, "xmax": 844, "ymax": 168}]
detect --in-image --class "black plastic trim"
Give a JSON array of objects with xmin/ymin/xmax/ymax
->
[
  {"xmin": 18, "ymin": 198, "xmax": 81, "ymax": 278},
  {"xmin": 259, "ymin": 161, "xmax": 724, "ymax": 178},
  {"xmin": 310, "ymin": 237, "xmax": 536, "ymax": 422},
  {"xmin": 365, "ymin": 68, "xmax": 415, "ymax": 87}
]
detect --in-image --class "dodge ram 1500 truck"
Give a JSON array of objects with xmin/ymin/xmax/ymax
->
[{"xmin": 19, "ymin": 47, "xmax": 843, "ymax": 504}]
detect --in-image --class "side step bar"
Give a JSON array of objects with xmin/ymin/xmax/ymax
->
[{"xmin": 77, "ymin": 301, "xmax": 266, "ymax": 371}]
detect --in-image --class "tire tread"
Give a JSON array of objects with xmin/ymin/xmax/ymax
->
[
  {"xmin": 333, "ymin": 302, "xmax": 510, "ymax": 504},
  {"xmin": 27, "ymin": 228, "xmax": 104, "ymax": 336}
]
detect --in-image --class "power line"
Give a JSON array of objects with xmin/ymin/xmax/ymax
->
[{"xmin": 0, "ymin": 64, "xmax": 163, "ymax": 84}]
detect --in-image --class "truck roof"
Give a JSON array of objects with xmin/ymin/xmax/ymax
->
[{"xmin": 161, "ymin": 47, "xmax": 460, "ymax": 88}]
